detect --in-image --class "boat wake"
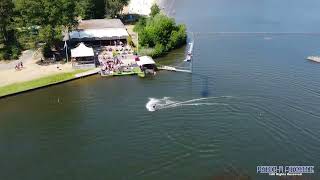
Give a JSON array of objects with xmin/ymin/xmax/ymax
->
[{"xmin": 146, "ymin": 96, "xmax": 232, "ymax": 112}]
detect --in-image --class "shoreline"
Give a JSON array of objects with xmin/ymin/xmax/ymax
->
[
  {"xmin": 0, "ymin": 49, "xmax": 99, "ymax": 98},
  {"xmin": 0, "ymin": 68, "xmax": 98, "ymax": 99}
]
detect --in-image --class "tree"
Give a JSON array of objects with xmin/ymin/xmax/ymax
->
[
  {"xmin": 139, "ymin": 14, "xmax": 175, "ymax": 47},
  {"xmin": 134, "ymin": 13, "xmax": 187, "ymax": 57},
  {"xmin": 76, "ymin": 0, "xmax": 95, "ymax": 19},
  {"xmin": 15, "ymin": 0, "xmax": 77, "ymax": 30},
  {"xmin": 168, "ymin": 24, "xmax": 187, "ymax": 50},
  {"xmin": 92, "ymin": 0, "xmax": 106, "ymax": 18},
  {"xmin": 105, "ymin": 0, "xmax": 129, "ymax": 18},
  {"xmin": 0, "ymin": 0, "xmax": 14, "ymax": 42},
  {"xmin": 15, "ymin": 0, "xmax": 78, "ymax": 56},
  {"xmin": 150, "ymin": 4, "xmax": 160, "ymax": 17},
  {"xmin": 133, "ymin": 16, "xmax": 147, "ymax": 32}
]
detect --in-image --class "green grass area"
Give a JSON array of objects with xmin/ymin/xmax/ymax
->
[
  {"xmin": 103, "ymin": 67, "xmax": 145, "ymax": 77},
  {"xmin": 138, "ymin": 47, "xmax": 155, "ymax": 57},
  {"xmin": 133, "ymin": 67, "xmax": 145, "ymax": 77},
  {"xmin": 0, "ymin": 69, "xmax": 88, "ymax": 97}
]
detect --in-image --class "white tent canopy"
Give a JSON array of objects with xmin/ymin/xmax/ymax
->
[
  {"xmin": 136, "ymin": 56, "xmax": 156, "ymax": 66},
  {"xmin": 71, "ymin": 43, "xmax": 94, "ymax": 58}
]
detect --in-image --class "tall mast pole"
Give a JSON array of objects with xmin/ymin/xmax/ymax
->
[
  {"xmin": 137, "ymin": 32, "xmax": 139, "ymax": 54},
  {"xmin": 65, "ymin": 41, "xmax": 68, "ymax": 63}
]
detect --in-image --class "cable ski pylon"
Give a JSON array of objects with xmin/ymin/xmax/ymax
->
[{"xmin": 189, "ymin": 31, "xmax": 320, "ymax": 36}]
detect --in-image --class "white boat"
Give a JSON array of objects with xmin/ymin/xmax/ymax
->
[
  {"xmin": 184, "ymin": 54, "xmax": 192, "ymax": 62},
  {"xmin": 306, "ymin": 56, "xmax": 320, "ymax": 63},
  {"xmin": 184, "ymin": 42, "xmax": 194, "ymax": 62}
]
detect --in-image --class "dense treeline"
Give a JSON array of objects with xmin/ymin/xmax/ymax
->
[
  {"xmin": 0, "ymin": 0, "xmax": 129, "ymax": 60},
  {"xmin": 0, "ymin": 0, "xmax": 18, "ymax": 59},
  {"xmin": 134, "ymin": 4, "xmax": 187, "ymax": 58}
]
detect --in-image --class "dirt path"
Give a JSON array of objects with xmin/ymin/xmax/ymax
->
[
  {"xmin": 0, "ymin": 50, "xmax": 35, "ymax": 71},
  {"xmin": 0, "ymin": 50, "xmax": 74, "ymax": 87}
]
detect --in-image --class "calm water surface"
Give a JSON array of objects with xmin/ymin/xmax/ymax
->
[{"xmin": 1, "ymin": 0, "xmax": 320, "ymax": 179}]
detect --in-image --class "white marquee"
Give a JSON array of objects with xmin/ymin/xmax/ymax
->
[{"xmin": 71, "ymin": 43, "xmax": 94, "ymax": 58}]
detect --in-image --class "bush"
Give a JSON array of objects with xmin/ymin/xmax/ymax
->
[
  {"xmin": 150, "ymin": 4, "xmax": 160, "ymax": 17},
  {"xmin": 43, "ymin": 44, "xmax": 52, "ymax": 58},
  {"xmin": 133, "ymin": 17, "xmax": 147, "ymax": 32},
  {"xmin": 10, "ymin": 46, "xmax": 21, "ymax": 59},
  {"xmin": 134, "ymin": 13, "xmax": 187, "ymax": 58},
  {"xmin": 17, "ymin": 32, "xmax": 38, "ymax": 49},
  {"xmin": 0, "ymin": 51, "xmax": 10, "ymax": 60},
  {"xmin": 168, "ymin": 24, "xmax": 187, "ymax": 50},
  {"xmin": 152, "ymin": 43, "xmax": 165, "ymax": 57},
  {"xmin": 138, "ymin": 47, "xmax": 154, "ymax": 56},
  {"xmin": 0, "ymin": 44, "xmax": 22, "ymax": 60}
]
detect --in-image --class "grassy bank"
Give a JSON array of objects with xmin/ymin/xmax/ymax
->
[{"xmin": 0, "ymin": 69, "xmax": 88, "ymax": 97}]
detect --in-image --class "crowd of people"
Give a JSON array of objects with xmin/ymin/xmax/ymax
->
[
  {"xmin": 97, "ymin": 45, "xmax": 136, "ymax": 74},
  {"xmin": 14, "ymin": 62, "xmax": 24, "ymax": 71},
  {"xmin": 100, "ymin": 57, "xmax": 123, "ymax": 73}
]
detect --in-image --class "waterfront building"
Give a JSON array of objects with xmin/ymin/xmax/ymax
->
[
  {"xmin": 69, "ymin": 19, "xmax": 129, "ymax": 46},
  {"xmin": 67, "ymin": 19, "xmax": 130, "ymax": 68}
]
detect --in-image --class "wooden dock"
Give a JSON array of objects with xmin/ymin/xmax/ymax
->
[{"xmin": 158, "ymin": 66, "xmax": 192, "ymax": 73}]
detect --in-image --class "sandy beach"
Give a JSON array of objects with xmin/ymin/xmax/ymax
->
[
  {"xmin": 0, "ymin": 50, "xmax": 74, "ymax": 87},
  {"xmin": 124, "ymin": 0, "xmax": 156, "ymax": 16},
  {"xmin": 124, "ymin": 0, "xmax": 174, "ymax": 16}
]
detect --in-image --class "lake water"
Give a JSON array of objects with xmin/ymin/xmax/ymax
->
[{"xmin": 1, "ymin": 0, "xmax": 320, "ymax": 179}]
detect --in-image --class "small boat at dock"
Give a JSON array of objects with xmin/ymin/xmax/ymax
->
[{"xmin": 136, "ymin": 56, "xmax": 157, "ymax": 76}]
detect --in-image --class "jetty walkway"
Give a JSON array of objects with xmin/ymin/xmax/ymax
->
[{"xmin": 158, "ymin": 66, "xmax": 191, "ymax": 73}]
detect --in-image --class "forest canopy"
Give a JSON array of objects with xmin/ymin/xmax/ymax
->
[{"xmin": 0, "ymin": 0, "xmax": 129, "ymax": 60}]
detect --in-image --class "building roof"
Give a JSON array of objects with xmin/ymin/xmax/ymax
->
[
  {"xmin": 78, "ymin": 19, "xmax": 125, "ymax": 29},
  {"xmin": 69, "ymin": 19, "xmax": 129, "ymax": 41},
  {"xmin": 69, "ymin": 28, "xmax": 129, "ymax": 40},
  {"xmin": 136, "ymin": 56, "xmax": 156, "ymax": 66},
  {"xmin": 71, "ymin": 43, "xmax": 94, "ymax": 58}
]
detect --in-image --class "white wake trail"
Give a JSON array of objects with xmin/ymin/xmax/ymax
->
[{"xmin": 146, "ymin": 96, "xmax": 232, "ymax": 112}]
